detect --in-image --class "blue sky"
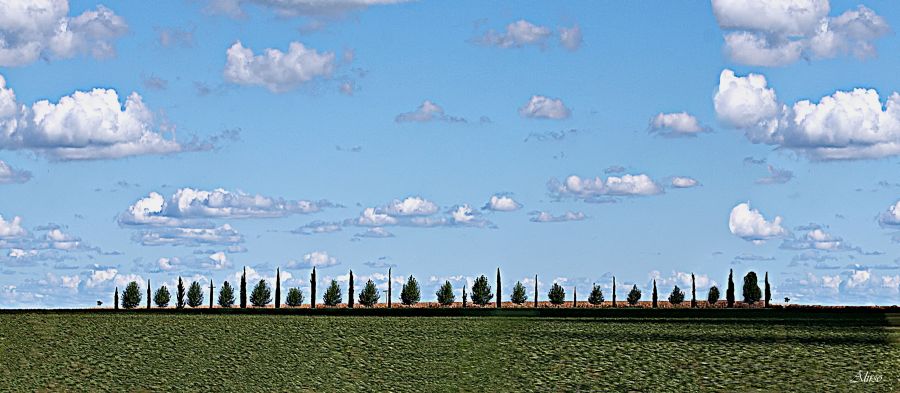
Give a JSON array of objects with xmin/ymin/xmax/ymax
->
[{"xmin": 1, "ymin": 0, "xmax": 900, "ymax": 307}]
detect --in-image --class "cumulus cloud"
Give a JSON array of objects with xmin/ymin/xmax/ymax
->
[
  {"xmin": 395, "ymin": 100, "xmax": 466, "ymax": 123},
  {"xmin": 780, "ymin": 224, "xmax": 864, "ymax": 253},
  {"xmin": 548, "ymin": 174, "xmax": 664, "ymax": 201},
  {"xmin": 670, "ymin": 177, "xmax": 700, "ymax": 188},
  {"xmin": 715, "ymin": 69, "xmax": 900, "ymax": 160},
  {"xmin": 289, "ymin": 251, "xmax": 339, "ymax": 268},
  {"xmin": 0, "ymin": 160, "xmax": 31, "ymax": 184},
  {"xmin": 729, "ymin": 202, "xmax": 788, "ymax": 244},
  {"xmin": 529, "ymin": 211, "xmax": 586, "ymax": 223},
  {"xmin": 711, "ymin": 0, "xmax": 890, "ymax": 66},
  {"xmin": 0, "ymin": 215, "xmax": 26, "ymax": 239},
  {"xmin": 157, "ymin": 257, "xmax": 179, "ymax": 271},
  {"xmin": 878, "ymin": 200, "xmax": 900, "ymax": 228},
  {"xmin": 484, "ymin": 195, "xmax": 522, "ymax": 212},
  {"xmin": 223, "ymin": 41, "xmax": 337, "ymax": 93},
  {"xmin": 519, "ymin": 95, "xmax": 571, "ymax": 120},
  {"xmin": 350, "ymin": 197, "xmax": 494, "ymax": 229},
  {"xmin": 204, "ymin": 251, "xmax": 231, "ymax": 270},
  {"xmin": 0, "ymin": 0, "xmax": 128, "ymax": 67},
  {"xmin": 476, "ymin": 20, "xmax": 583, "ymax": 52},
  {"xmin": 649, "ymin": 112, "xmax": 709, "ymax": 137},
  {"xmin": 0, "ymin": 75, "xmax": 192, "ymax": 160}
]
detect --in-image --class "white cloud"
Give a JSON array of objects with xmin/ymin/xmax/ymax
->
[
  {"xmin": 529, "ymin": 211, "xmax": 586, "ymax": 223},
  {"xmin": 0, "ymin": 214, "xmax": 26, "ymax": 238},
  {"xmin": 559, "ymin": 25, "xmax": 583, "ymax": 51},
  {"xmin": 715, "ymin": 69, "xmax": 900, "ymax": 160},
  {"xmin": 519, "ymin": 95, "xmax": 571, "ymax": 120},
  {"xmin": 485, "ymin": 195, "xmax": 522, "ymax": 212},
  {"xmin": 355, "ymin": 207, "xmax": 399, "ymax": 226},
  {"xmin": 223, "ymin": 41, "xmax": 336, "ymax": 93},
  {"xmin": 395, "ymin": 100, "xmax": 466, "ymax": 123},
  {"xmin": 292, "ymin": 220, "xmax": 342, "ymax": 235},
  {"xmin": 0, "ymin": 0, "xmax": 128, "ymax": 67},
  {"xmin": 204, "ymin": 251, "xmax": 231, "ymax": 270},
  {"xmin": 157, "ymin": 257, "xmax": 179, "ymax": 271},
  {"xmin": 354, "ymin": 227, "xmax": 394, "ymax": 238},
  {"xmin": 649, "ymin": 112, "xmax": 709, "ymax": 136},
  {"xmin": 729, "ymin": 202, "xmax": 787, "ymax": 244},
  {"xmin": 549, "ymin": 174, "xmax": 663, "ymax": 200},
  {"xmin": 477, "ymin": 20, "xmax": 552, "ymax": 48},
  {"xmin": 301, "ymin": 251, "xmax": 339, "ymax": 268},
  {"xmin": 671, "ymin": 177, "xmax": 700, "ymax": 188},
  {"xmin": 712, "ymin": 0, "xmax": 889, "ymax": 66},
  {"xmin": 878, "ymin": 201, "xmax": 900, "ymax": 228},
  {"xmin": 134, "ymin": 224, "xmax": 244, "ymax": 247},
  {"xmin": 383, "ymin": 196, "xmax": 439, "ymax": 216},
  {"xmin": 351, "ymin": 198, "xmax": 494, "ymax": 229},
  {"xmin": 86, "ymin": 268, "xmax": 117, "ymax": 288},
  {"xmin": 0, "ymin": 160, "xmax": 31, "ymax": 184},
  {"xmin": 0, "ymin": 75, "xmax": 185, "ymax": 160}
]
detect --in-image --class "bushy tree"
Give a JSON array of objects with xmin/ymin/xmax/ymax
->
[
  {"xmin": 626, "ymin": 284, "xmax": 641, "ymax": 306},
  {"xmin": 668, "ymin": 285, "xmax": 685, "ymax": 305},
  {"xmin": 358, "ymin": 279, "xmax": 379, "ymax": 307},
  {"xmin": 218, "ymin": 281, "xmax": 235, "ymax": 308},
  {"xmin": 651, "ymin": 280, "xmax": 658, "ymax": 308},
  {"xmin": 548, "ymin": 283, "xmax": 565, "ymax": 305},
  {"xmin": 122, "ymin": 281, "xmax": 142, "ymax": 309},
  {"xmin": 470, "ymin": 275, "xmax": 493, "ymax": 306},
  {"xmin": 707, "ymin": 286, "xmax": 720, "ymax": 305},
  {"xmin": 436, "ymin": 280, "xmax": 455, "ymax": 306},
  {"xmin": 240, "ymin": 267, "xmax": 247, "ymax": 309},
  {"xmin": 400, "ymin": 275, "xmax": 421, "ymax": 306},
  {"xmin": 187, "ymin": 281, "xmax": 204, "ymax": 308},
  {"xmin": 250, "ymin": 279, "xmax": 272, "ymax": 307},
  {"xmin": 176, "ymin": 277, "xmax": 186, "ymax": 309},
  {"xmin": 587, "ymin": 284, "xmax": 604, "ymax": 305},
  {"xmin": 323, "ymin": 279, "xmax": 342, "ymax": 307},
  {"xmin": 726, "ymin": 269, "xmax": 735, "ymax": 308},
  {"xmin": 743, "ymin": 271, "xmax": 762, "ymax": 305},
  {"xmin": 286, "ymin": 287, "xmax": 304, "ymax": 307},
  {"xmin": 154, "ymin": 285, "xmax": 171, "ymax": 308},
  {"xmin": 510, "ymin": 281, "xmax": 527, "ymax": 304}
]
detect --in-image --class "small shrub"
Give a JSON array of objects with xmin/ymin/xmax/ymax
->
[
  {"xmin": 250, "ymin": 279, "xmax": 272, "ymax": 307},
  {"xmin": 548, "ymin": 283, "xmax": 565, "ymax": 305},
  {"xmin": 626, "ymin": 285, "xmax": 641, "ymax": 306},
  {"xmin": 153, "ymin": 285, "xmax": 171, "ymax": 308},
  {"xmin": 587, "ymin": 284, "xmax": 604, "ymax": 305},
  {"xmin": 707, "ymin": 286, "xmax": 721, "ymax": 305},
  {"xmin": 122, "ymin": 281, "xmax": 142, "ymax": 309},
  {"xmin": 358, "ymin": 279, "xmax": 379, "ymax": 307},
  {"xmin": 435, "ymin": 280, "xmax": 455, "ymax": 306},
  {"xmin": 470, "ymin": 275, "xmax": 493, "ymax": 306},
  {"xmin": 187, "ymin": 281, "xmax": 204, "ymax": 308},
  {"xmin": 218, "ymin": 281, "xmax": 235, "ymax": 308},
  {"xmin": 400, "ymin": 275, "xmax": 421, "ymax": 306},
  {"xmin": 510, "ymin": 281, "xmax": 528, "ymax": 305},
  {"xmin": 668, "ymin": 285, "xmax": 685, "ymax": 305},
  {"xmin": 323, "ymin": 279, "xmax": 342, "ymax": 306},
  {"xmin": 743, "ymin": 271, "xmax": 761, "ymax": 304},
  {"xmin": 286, "ymin": 287, "xmax": 304, "ymax": 307}
]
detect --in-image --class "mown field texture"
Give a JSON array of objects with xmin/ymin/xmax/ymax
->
[{"xmin": 1, "ymin": 310, "xmax": 898, "ymax": 392}]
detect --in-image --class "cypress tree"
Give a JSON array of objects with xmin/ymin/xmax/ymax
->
[
  {"xmin": 348, "ymin": 270, "xmax": 354, "ymax": 309},
  {"xmin": 652, "ymin": 279, "xmax": 658, "ymax": 308},
  {"xmin": 534, "ymin": 274, "xmax": 538, "ymax": 308},
  {"xmin": 310, "ymin": 267, "xmax": 317, "ymax": 309},
  {"xmin": 496, "ymin": 268, "xmax": 501, "ymax": 308},
  {"xmin": 612, "ymin": 276, "xmax": 617, "ymax": 308},
  {"xmin": 209, "ymin": 280, "xmax": 214, "ymax": 309},
  {"xmin": 240, "ymin": 267, "xmax": 247, "ymax": 309},
  {"xmin": 147, "ymin": 279, "xmax": 151, "ymax": 309},
  {"xmin": 114, "ymin": 287, "xmax": 119, "ymax": 310},
  {"xmin": 691, "ymin": 273, "xmax": 697, "ymax": 308},
  {"xmin": 275, "ymin": 268, "xmax": 281, "ymax": 309},
  {"xmin": 726, "ymin": 269, "xmax": 735, "ymax": 308},
  {"xmin": 764, "ymin": 272, "xmax": 771, "ymax": 308},
  {"xmin": 573, "ymin": 286, "xmax": 577, "ymax": 308},
  {"xmin": 462, "ymin": 285, "xmax": 467, "ymax": 308},
  {"xmin": 176, "ymin": 277, "xmax": 186, "ymax": 309},
  {"xmin": 387, "ymin": 267, "xmax": 392, "ymax": 309}
]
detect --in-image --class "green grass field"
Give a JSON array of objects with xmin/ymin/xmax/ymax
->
[{"xmin": 1, "ymin": 310, "xmax": 898, "ymax": 391}]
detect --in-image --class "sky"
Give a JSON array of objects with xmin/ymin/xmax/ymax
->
[{"xmin": 1, "ymin": 0, "xmax": 900, "ymax": 308}]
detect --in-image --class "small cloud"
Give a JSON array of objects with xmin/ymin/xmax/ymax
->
[
  {"xmin": 529, "ymin": 211, "xmax": 586, "ymax": 223},
  {"xmin": 519, "ymin": 95, "xmax": 571, "ymax": 120},
  {"xmin": 649, "ymin": 112, "xmax": 709, "ymax": 137},
  {"xmin": 756, "ymin": 165, "xmax": 794, "ymax": 185},
  {"xmin": 395, "ymin": 100, "xmax": 466, "ymax": 123}
]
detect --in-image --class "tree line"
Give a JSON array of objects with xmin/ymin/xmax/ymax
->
[{"xmin": 112, "ymin": 267, "xmax": 772, "ymax": 310}]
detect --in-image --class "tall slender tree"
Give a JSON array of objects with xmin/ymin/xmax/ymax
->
[
  {"xmin": 612, "ymin": 276, "xmax": 617, "ymax": 308},
  {"xmin": 114, "ymin": 287, "xmax": 119, "ymax": 310},
  {"xmin": 147, "ymin": 279, "xmax": 151, "ymax": 309},
  {"xmin": 240, "ymin": 267, "xmax": 247, "ymax": 309},
  {"xmin": 652, "ymin": 279, "xmax": 658, "ymax": 308},
  {"xmin": 209, "ymin": 280, "xmax": 214, "ymax": 309},
  {"xmin": 573, "ymin": 286, "xmax": 577, "ymax": 307},
  {"xmin": 764, "ymin": 272, "xmax": 771, "ymax": 308},
  {"xmin": 310, "ymin": 267, "xmax": 317, "ymax": 309},
  {"xmin": 176, "ymin": 277, "xmax": 186, "ymax": 309},
  {"xmin": 387, "ymin": 267, "xmax": 392, "ymax": 309},
  {"xmin": 462, "ymin": 285, "xmax": 467, "ymax": 308},
  {"xmin": 496, "ymin": 268, "xmax": 502, "ymax": 308},
  {"xmin": 726, "ymin": 269, "xmax": 735, "ymax": 308},
  {"xmin": 533, "ymin": 274, "xmax": 538, "ymax": 308},
  {"xmin": 348, "ymin": 270, "xmax": 355, "ymax": 309},
  {"xmin": 275, "ymin": 268, "xmax": 281, "ymax": 309},
  {"xmin": 691, "ymin": 273, "xmax": 697, "ymax": 308}
]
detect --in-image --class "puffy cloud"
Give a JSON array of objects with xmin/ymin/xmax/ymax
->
[
  {"xmin": 711, "ymin": 1, "xmax": 889, "ymax": 66},
  {"xmin": 350, "ymin": 198, "xmax": 494, "ymax": 229},
  {"xmin": 86, "ymin": 268, "xmax": 117, "ymax": 288},
  {"xmin": 559, "ymin": 25, "xmax": 583, "ymax": 51},
  {"xmin": 354, "ymin": 207, "xmax": 399, "ymax": 227},
  {"xmin": 0, "ymin": 160, "xmax": 31, "ymax": 184},
  {"xmin": 382, "ymin": 196, "xmax": 439, "ymax": 216},
  {"xmin": 729, "ymin": 202, "xmax": 787, "ymax": 244},
  {"xmin": 0, "ymin": 215, "xmax": 26, "ymax": 238},
  {"xmin": 0, "ymin": 75, "xmax": 189, "ymax": 160},
  {"xmin": 354, "ymin": 227, "xmax": 394, "ymax": 239},
  {"xmin": 296, "ymin": 251, "xmax": 339, "ymax": 268},
  {"xmin": 133, "ymin": 224, "xmax": 244, "ymax": 247},
  {"xmin": 650, "ymin": 271, "xmax": 716, "ymax": 291},
  {"xmin": 649, "ymin": 112, "xmax": 709, "ymax": 137},
  {"xmin": 878, "ymin": 200, "xmax": 900, "ymax": 228},
  {"xmin": 223, "ymin": 41, "xmax": 336, "ymax": 93},
  {"xmin": 476, "ymin": 20, "xmax": 583, "ymax": 52},
  {"xmin": 670, "ymin": 177, "xmax": 700, "ymax": 188},
  {"xmin": 780, "ymin": 225, "xmax": 856, "ymax": 252},
  {"xmin": 204, "ymin": 251, "xmax": 231, "ymax": 270},
  {"xmin": 0, "ymin": 0, "xmax": 128, "ymax": 67},
  {"xmin": 549, "ymin": 174, "xmax": 664, "ymax": 200},
  {"xmin": 715, "ymin": 69, "xmax": 900, "ymax": 160},
  {"xmin": 756, "ymin": 165, "xmax": 794, "ymax": 184},
  {"xmin": 157, "ymin": 257, "xmax": 179, "ymax": 271},
  {"xmin": 529, "ymin": 211, "xmax": 586, "ymax": 223},
  {"xmin": 484, "ymin": 195, "xmax": 522, "ymax": 212},
  {"xmin": 205, "ymin": 0, "xmax": 409, "ymax": 18},
  {"xmin": 395, "ymin": 100, "xmax": 466, "ymax": 123},
  {"xmin": 519, "ymin": 95, "xmax": 571, "ymax": 120}
]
